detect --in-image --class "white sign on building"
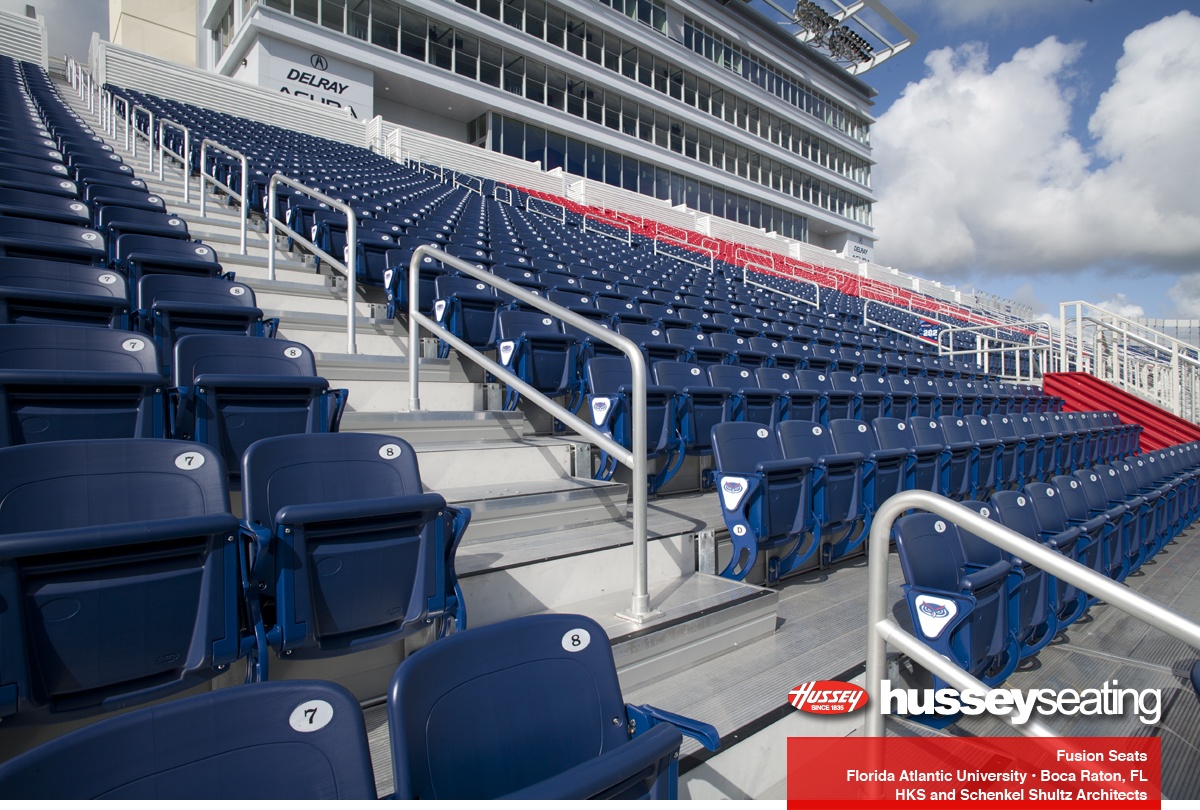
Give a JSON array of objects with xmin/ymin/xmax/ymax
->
[
  {"xmin": 842, "ymin": 236, "xmax": 873, "ymax": 264},
  {"xmin": 236, "ymin": 35, "xmax": 373, "ymax": 120}
]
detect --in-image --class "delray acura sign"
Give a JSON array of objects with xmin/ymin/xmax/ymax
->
[{"xmin": 238, "ymin": 35, "xmax": 374, "ymax": 119}]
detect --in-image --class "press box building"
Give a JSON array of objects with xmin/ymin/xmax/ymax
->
[{"xmin": 160, "ymin": 0, "xmax": 914, "ymax": 260}]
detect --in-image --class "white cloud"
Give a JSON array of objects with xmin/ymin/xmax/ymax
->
[
  {"xmin": 871, "ymin": 11, "xmax": 1200, "ymax": 283},
  {"xmin": 1166, "ymin": 276, "xmax": 1200, "ymax": 318},
  {"xmin": 1095, "ymin": 293, "xmax": 1145, "ymax": 320}
]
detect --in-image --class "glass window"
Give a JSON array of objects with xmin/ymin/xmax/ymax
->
[
  {"xmin": 525, "ymin": 0, "xmax": 545, "ymax": 38},
  {"xmin": 621, "ymin": 43, "xmax": 637, "ymax": 80},
  {"xmin": 321, "ymin": 0, "xmax": 344, "ymax": 32},
  {"xmin": 502, "ymin": 116, "xmax": 523, "ymax": 159},
  {"xmin": 525, "ymin": 60, "xmax": 545, "ymax": 103},
  {"xmin": 294, "ymin": 0, "xmax": 318, "ymax": 22},
  {"xmin": 525, "ymin": 125, "xmax": 545, "ymax": 166},
  {"xmin": 685, "ymin": 177, "xmax": 698, "ymax": 209},
  {"xmin": 585, "ymin": 85, "xmax": 602, "ymax": 124},
  {"xmin": 504, "ymin": 54, "xmax": 524, "ymax": 95},
  {"xmin": 503, "ymin": 0, "xmax": 523, "ymax": 29},
  {"xmin": 586, "ymin": 144, "xmax": 604, "ymax": 181},
  {"xmin": 621, "ymin": 98, "xmax": 637, "ymax": 137},
  {"xmin": 638, "ymin": 51, "xmax": 653, "ymax": 86},
  {"xmin": 567, "ymin": 78, "xmax": 585, "ymax": 117},
  {"xmin": 622, "ymin": 156, "xmax": 638, "ymax": 192},
  {"xmin": 712, "ymin": 186, "xmax": 725, "ymax": 220},
  {"xmin": 567, "ymin": 138, "xmax": 586, "ymax": 175},
  {"xmin": 347, "ymin": 0, "xmax": 368, "ymax": 39},
  {"xmin": 266, "ymin": 0, "xmax": 292, "ymax": 12},
  {"xmin": 546, "ymin": 131, "xmax": 566, "ymax": 170},
  {"xmin": 479, "ymin": 41, "xmax": 502, "ymax": 86},
  {"xmin": 546, "ymin": 68, "xmax": 566, "ymax": 110},
  {"xmin": 698, "ymin": 183, "xmax": 712, "ymax": 214},
  {"xmin": 566, "ymin": 17, "xmax": 585, "ymax": 55},
  {"xmin": 604, "ymin": 150, "xmax": 621, "ymax": 186},
  {"xmin": 637, "ymin": 105, "xmax": 653, "ymax": 142},
  {"xmin": 655, "ymin": 166, "xmax": 669, "ymax": 200},
  {"xmin": 683, "ymin": 124, "xmax": 697, "ymax": 160},
  {"xmin": 604, "ymin": 93, "xmax": 620, "ymax": 130},
  {"xmin": 604, "ymin": 36, "xmax": 620, "ymax": 72},
  {"xmin": 400, "ymin": 9, "xmax": 426, "ymax": 60},
  {"xmin": 372, "ymin": 0, "xmax": 399, "ymax": 49},
  {"xmin": 640, "ymin": 162, "xmax": 655, "ymax": 196},
  {"xmin": 454, "ymin": 32, "xmax": 478, "ymax": 79},
  {"xmin": 670, "ymin": 173, "xmax": 684, "ymax": 206},
  {"xmin": 429, "ymin": 21, "xmax": 453, "ymax": 70},
  {"xmin": 546, "ymin": 6, "xmax": 566, "ymax": 47},
  {"xmin": 585, "ymin": 24, "xmax": 602, "ymax": 63},
  {"xmin": 480, "ymin": 0, "xmax": 500, "ymax": 18}
]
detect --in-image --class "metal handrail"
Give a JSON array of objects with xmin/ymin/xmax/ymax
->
[
  {"xmin": 266, "ymin": 174, "xmax": 357, "ymax": 354},
  {"xmin": 937, "ymin": 318, "xmax": 1058, "ymax": 383},
  {"xmin": 129, "ymin": 104, "xmax": 155, "ymax": 173},
  {"xmin": 406, "ymin": 245, "xmax": 658, "ymax": 623},
  {"xmin": 198, "ymin": 139, "xmax": 247, "ymax": 255},
  {"xmin": 865, "ymin": 490, "xmax": 1200, "ymax": 738},
  {"xmin": 156, "ymin": 118, "xmax": 190, "ymax": 204}
]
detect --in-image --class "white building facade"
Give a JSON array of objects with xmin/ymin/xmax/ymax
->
[{"xmin": 199, "ymin": 0, "xmax": 881, "ymax": 253}]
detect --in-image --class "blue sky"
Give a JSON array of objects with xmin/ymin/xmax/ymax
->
[{"xmin": 852, "ymin": 0, "xmax": 1200, "ymax": 320}]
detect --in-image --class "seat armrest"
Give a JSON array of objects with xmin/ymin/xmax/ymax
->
[
  {"xmin": 500, "ymin": 723, "xmax": 683, "ymax": 800},
  {"xmin": 0, "ymin": 513, "xmax": 239, "ymax": 557},
  {"xmin": 959, "ymin": 559, "xmax": 1012, "ymax": 592},
  {"xmin": 626, "ymin": 703, "xmax": 721, "ymax": 751},
  {"xmin": 756, "ymin": 457, "xmax": 814, "ymax": 475},
  {"xmin": 1045, "ymin": 525, "xmax": 1083, "ymax": 549},
  {"xmin": 273, "ymin": 493, "xmax": 448, "ymax": 528},
  {"xmin": 191, "ymin": 373, "xmax": 329, "ymax": 391},
  {"xmin": 816, "ymin": 451, "xmax": 866, "ymax": 467},
  {"xmin": 869, "ymin": 447, "xmax": 911, "ymax": 464},
  {"xmin": 910, "ymin": 443, "xmax": 945, "ymax": 456}
]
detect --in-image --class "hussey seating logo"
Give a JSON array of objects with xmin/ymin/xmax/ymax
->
[{"xmin": 788, "ymin": 681, "xmax": 867, "ymax": 715}]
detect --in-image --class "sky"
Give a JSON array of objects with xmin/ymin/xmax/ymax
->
[{"xmin": 852, "ymin": 0, "xmax": 1200, "ymax": 321}]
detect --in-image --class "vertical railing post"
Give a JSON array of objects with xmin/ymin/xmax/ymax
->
[
  {"xmin": 267, "ymin": 178, "xmax": 277, "ymax": 282},
  {"xmin": 239, "ymin": 152, "xmax": 248, "ymax": 255},
  {"xmin": 198, "ymin": 142, "xmax": 206, "ymax": 219},
  {"xmin": 408, "ymin": 251, "xmax": 420, "ymax": 411},
  {"xmin": 345, "ymin": 205, "xmax": 357, "ymax": 354}
]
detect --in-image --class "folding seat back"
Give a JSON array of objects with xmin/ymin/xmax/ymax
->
[
  {"xmin": 709, "ymin": 364, "xmax": 780, "ymax": 426},
  {"xmin": 667, "ymin": 328, "xmax": 730, "ymax": 365},
  {"xmin": 0, "ymin": 165, "xmax": 79, "ymax": 198},
  {"xmin": 115, "ymin": 234, "xmax": 222, "ymax": 286},
  {"xmin": 241, "ymin": 434, "xmax": 469, "ymax": 670},
  {"xmin": 585, "ymin": 356, "xmax": 680, "ymax": 493},
  {"xmin": 711, "ymin": 421, "xmax": 814, "ymax": 581},
  {"xmin": 0, "ymin": 680, "xmax": 377, "ymax": 798},
  {"xmin": 954, "ymin": 380, "xmax": 981, "ymax": 416},
  {"xmin": 0, "ymin": 323, "xmax": 166, "ymax": 446},
  {"xmin": 96, "ymin": 207, "xmax": 190, "ymax": 256},
  {"xmin": 497, "ymin": 310, "xmax": 579, "ymax": 408},
  {"xmin": 710, "ymin": 332, "xmax": 768, "ymax": 368},
  {"xmin": 0, "ymin": 219, "xmax": 107, "ymax": 265},
  {"xmin": 618, "ymin": 323, "xmax": 686, "ymax": 362},
  {"xmin": 136, "ymin": 275, "xmax": 273, "ymax": 374},
  {"xmin": 653, "ymin": 360, "xmax": 730, "ymax": 456},
  {"xmin": 893, "ymin": 513, "xmax": 1017, "ymax": 687},
  {"xmin": 886, "ymin": 375, "xmax": 917, "ymax": 419},
  {"xmin": 910, "ymin": 377, "xmax": 942, "ymax": 418},
  {"xmin": 388, "ymin": 614, "xmax": 717, "ymax": 799},
  {"xmin": 83, "ymin": 184, "xmax": 166, "ymax": 213},
  {"xmin": 855, "ymin": 374, "xmax": 892, "ymax": 422},
  {"xmin": 352, "ymin": 230, "xmax": 399, "ymax": 286},
  {"xmin": 0, "ymin": 187, "xmax": 91, "ymax": 227},
  {"xmin": 986, "ymin": 491, "xmax": 1064, "ymax": 652},
  {"xmin": 1076, "ymin": 467, "xmax": 1134, "ymax": 579},
  {"xmin": 1022, "ymin": 481, "xmax": 1095, "ymax": 625},
  {"xmin": 0, "ymin": 258, "xmax": 128, "ymax": 328},
  {"xmin": 756, "ymin": 366, "xmax": 818, "ymax": 422},
  {"xmin": 383, "ymin": 247, "xmax": 447, "ymax": 316},
  {"xmin": 829, "ymin": 418, "xmax": 909, "ymax": 512},
  {"xmin": 964, "ymin": 414, "xmax": 1014, "ymax": 491},
  {"xmin": 172, "ymin": 335, "xmax": 347, "ymax": 486},
  {"xmin": 777, "ymin": 420, "xmax": 867, "ymax": 563},
  {"xmin": 834, "ymin": 347, "xmax": 863, "ymax": 374},
  {"xmin": 0, "ymin": 438, "xmax": 242, "ymax": 724},
  {"xmin": 934, "ymin": 416, "xmax": 980, "ymax": 499},
  {"xmin": 804, "ymin": 344, "xmax": 840, "ymax": 373},
  {"xmin": 432, "ymin": 275, "xmax": 503, "ymax": 350}
]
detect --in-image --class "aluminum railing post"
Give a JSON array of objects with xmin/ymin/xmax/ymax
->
[
  {"xmin": 198, "ymin": 142, "xmax": 206, "ymax": 219},
  {"xmin": 408, "ymin": 251, "xmax": 422, "ymax": 411},
  {"xmin": 267, "ymin": 178, "xmax": 277, "ymax": 281},
  {"xmin": 239, "ymin": 153, "xmax": 248, "ymax": 255},
  {"xmin": 345, "ymin": 207, "xmax": 356, "ymax": 354}
]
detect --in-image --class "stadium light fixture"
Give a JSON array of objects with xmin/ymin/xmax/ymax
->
[{"xmin": 752, "ymin": 0, "xmax": 917, "ymax": 75}]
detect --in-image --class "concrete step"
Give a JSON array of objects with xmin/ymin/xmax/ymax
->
[
  {"xmin": 441, "ymin": 477, "xmax": 627, "ymax": 543},
  {"xmin": 317, "ymin": 352, "xmax": 484, "ymax": 411},
  {"xmin": 339, "ymin": 409, "xmax": 531, "ymax": 442},
  {"xmin": 557, "ymin": 573, "xmax": 778, "ymax": 692},
  {"xmin": 409, "ymin": 436, "xmax": 583, "ymax": 490},
  {"xmin": 272, "ymin": 310, "xmax": 407, "ymax": 355}
]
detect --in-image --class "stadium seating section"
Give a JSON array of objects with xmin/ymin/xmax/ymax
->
[{"xmin": 0, "ymin": 50, "xmax": 1190, "ymax": 792}]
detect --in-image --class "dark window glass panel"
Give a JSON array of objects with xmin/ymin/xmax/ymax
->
[
  {"xmin": 622, "ymin": 156, "xmax": 638, "ymax": 191},
  {"xmin": 525, "ymin": 125, "xmax": 545, "ymax": 166},
  {"xmin": 503, "ymin": 0, "xmax": 523, "ymax": 28},
  {"xmin": 502, "ymin": 116, "xmax": 524, "ymax": 159},
  {"xmin": 567, "ymin": 138, "xmax": 586, "ymax": 175},
  {"xmin": 547, "ymin": 68, "xmax": 566, "ymax": 110},
  {"xmin": 586, "ymin": 144, "xmax": 604, "ymax": 181},
  {"xmin": 605, "ymin": 150, "xmax": 622, "ymax": 186},
  {"xmin": 400, "ymin": 10, "xmax": 426, "ymax": 60},
  {"xmin": 546, "ymin": 131, "xmax": 566, "ymax": 171}
]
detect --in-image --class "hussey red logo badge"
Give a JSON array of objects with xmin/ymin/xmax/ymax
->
[{"xmin": 788, "ymin": 681, "xmax": 867, "ymax": 715}]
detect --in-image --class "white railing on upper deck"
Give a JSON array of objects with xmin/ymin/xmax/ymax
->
[{"xmin": 1061, "ymin": 301, "xmax": 1200, "ymax": 423}]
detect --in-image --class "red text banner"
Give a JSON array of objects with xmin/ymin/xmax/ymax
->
[{"xmin": 787, "ymin": 736, "xmax": 1160, "ymax": 809}]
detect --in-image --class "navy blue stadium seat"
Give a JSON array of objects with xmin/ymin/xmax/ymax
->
[
  {"xmin": 0, "ymin": 438, "xmax": 243, "ymax": 724},
  {"xmin": 135, "ymin": 275, "xmax": 276, "ymax": 375},
  {"xmin": 0, "ymin": 680, "xmax": 376, "ymax": 798},
  {"xmin": 171, "ymin": 335, "xmax": 347, "ymax": 486},
  {"xmin": 496, "ymin": 310, "xmax": 581, "ymax": 410},
  {"xmin": 777, "ymin": 420, "xmax": 868, "ymax": 565},
  {"xmin": 0, "ymin": 323, "xmax": 166, "ymax": 446},
  {"xmin": 874, "ymin": 417, "xmax": 946, "ymax": 496},
  {"xmin": 387, "ymin": 614, "xmax": 718, "ymax": 799},
  {"xmin": 585, "ymin": 356, "xmax": 681, "ymax": 494},
  {"xmin": 432, "ymin": 275, "xmax": 503, "ymax": 354},
  {"xmin": 0, "ymin": 219, "xmax": 106, "ymax": 265},
  {"xmin": 711, "ymin": 421, "xmax": 814, "ymax": 581},
  {"xmin": 240, "ymin": 434, "xmax": 468, "ymax": 677},
  {"xmin": 0, "ymin": 258, "xmax": 128, "ymax": 327},
  {"xmin": 986, "ymin": 491, "xmax": 1065, "ymax": 656},
  {"xmin": 894, "ymin": 512, "xmax": 1019, "ymax": 690},
  {"xmin": 653, "ymin": 360, "xmax": 730, "ymax": 468},
  {"xmin": 829, "ymin": 418, "xmax": 911, "ymax": 516},
  {"xmin": 114, "ymin": 234, "xmax": 223, "ymax": 287}
]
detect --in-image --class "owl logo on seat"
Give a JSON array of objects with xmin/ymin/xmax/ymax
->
[
  {"xmin": 919, "ymin": 601, "xmax": 950, "ymax": 619},
  {"xmin": 722, "ymin": 480, "xmax": 744, "ymax": 495}
]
